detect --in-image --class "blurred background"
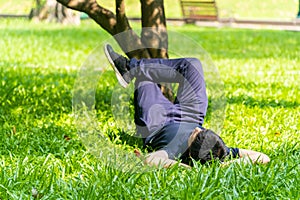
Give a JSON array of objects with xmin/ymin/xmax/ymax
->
[{"xmin": 0, "ymin": 0, "xmax": 299, "ymax": 21}]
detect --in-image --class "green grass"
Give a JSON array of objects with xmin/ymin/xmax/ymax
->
[
  {"xmin": 0, "ymin": 0, "xmax": 298, "ymax": 19},
  {"xmin": 0, "ymin": 18, "xmax": 300, "ymax": 199}
]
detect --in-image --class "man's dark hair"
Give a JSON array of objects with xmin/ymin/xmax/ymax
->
[{"xmin": 183, "ymin": 129, "xmax": 228, "ymax": 165}]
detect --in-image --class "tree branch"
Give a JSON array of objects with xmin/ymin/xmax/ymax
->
[
  {"xmin": 57, "ymin": 0, "xmax": 117, "ymax": 34},
  {"xmin": 56, "ymin": 0, "xmax": 150, "ymax": 58}
]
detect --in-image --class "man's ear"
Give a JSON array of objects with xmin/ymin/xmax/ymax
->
[{"xmin": 188, "ymin": 127, "xmax": 203, "ymax": 147}]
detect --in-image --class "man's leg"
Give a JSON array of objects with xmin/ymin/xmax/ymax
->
[
  {"xmin": 134, "ymin": 80, "xmax": 174, "ymax": 138},
  {"xmin": 104, "ymin": 44, "xmax": 207, "ymax": 126},
  {"xmin": 104, "ymin": 44, "xmax": 175, "ymax": 136},
  {"xmin": 129, "ymin": 58, "xmax": 208, "ymax": 126}
]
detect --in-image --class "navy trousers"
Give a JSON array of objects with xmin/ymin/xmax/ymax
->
[{"xmin": 128, "ymin": 58, "xmax": 208, "ymax": 158}]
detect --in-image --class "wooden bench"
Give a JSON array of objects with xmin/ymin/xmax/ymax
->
[{"xmin": 180, "ymin": 0, "xmax": 218, "ymax": 23}]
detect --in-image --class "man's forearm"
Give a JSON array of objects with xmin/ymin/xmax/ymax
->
[
  {"xmin": 238, "ymin": 149, "xmax": 270, "ymax": 164},
  {"xmin": 144, "ymin": 150, "xmax": 190, "ymax": 168}
]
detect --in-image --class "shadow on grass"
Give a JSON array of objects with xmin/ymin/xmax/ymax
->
[
  {"xmin": 105, "ymin": 128, "xmax": 144, "ymax": 150},
  {"xmin": 0, "ymin": 66, "xmax": 75, "ymax": 117}
]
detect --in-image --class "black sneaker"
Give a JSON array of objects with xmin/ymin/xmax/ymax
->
[{"xmin": 104, "ymin": 44, "xmax": 131, "ymax": 88}]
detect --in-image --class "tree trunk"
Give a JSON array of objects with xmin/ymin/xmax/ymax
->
[
  {"xmin": 30, "ymin": 0, "xmax": 80, "ymax": 25},
  {"xmin": 140, "ymin": 0, "xmax": 168, "ymax": 59},
  {"xmin": 298, "ymin": 0, "xmax": 300, "ymax": 18},
  {"xmin": 140, "ymin": 0, "xmax": 173, "ymax": 100},
  {"xmin": 29, "ymin": 0, "xmax": 42, "ymax": 19},
  {"xmin": 56, "ymin": 0, "xmax": 173, "ymax": 99},
  {"xmin": 56, "ymin": 0, "xmax": 167, "ymax": 58}
]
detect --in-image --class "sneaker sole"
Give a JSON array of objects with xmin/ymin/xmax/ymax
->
[{"xmin": 104, "ymin": 44, "xmax": 129, "ymax": 88}]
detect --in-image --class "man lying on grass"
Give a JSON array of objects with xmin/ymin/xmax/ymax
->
[{"xmin": 104, "ymin": 44, "xmax": 270, "ymax": 168}]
